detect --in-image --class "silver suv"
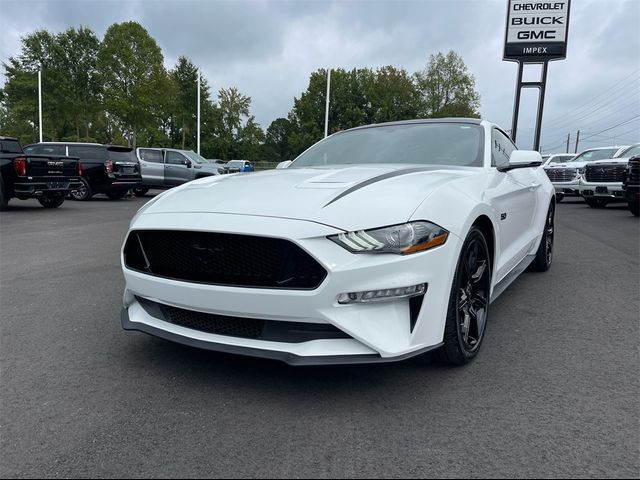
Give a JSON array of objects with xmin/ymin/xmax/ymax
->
[{"xmin": 134, "ymin": 148, "xmax": 220, "ymax": 196}]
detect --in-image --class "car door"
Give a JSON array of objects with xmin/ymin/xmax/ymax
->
[
  {"xmin": 164, "ymin": 151, "xmax": 193, "ymax": 186},
  {"xmin": 485, "ymin": 128, "xmax": 539, "ymax": 281},
  {"xmin": 138, "ymin": 148, "xmax": 164, "ymax": 186}
]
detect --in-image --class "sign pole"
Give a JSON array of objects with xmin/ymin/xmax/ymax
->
[
  {"xmin": 510, "ymin": 62, "xmax": 524, "ymax": 143},
  {"xmin": 533, "ymin": 61, "xmax": 549, "ymax": 152},
  {"xmin": 574, "ymin": 129, "xmax": 580, "ymax": 154},
  {"xmin": 197, "ymin": 70, "xmax": 201, "ymax": 156},
  {"xmin": 566, "ymin": 133, "xmax": 571, "ymax": 153},
  {"xmin": 38, "ymin": 70, "xmax": 43, "ymax": 143}
]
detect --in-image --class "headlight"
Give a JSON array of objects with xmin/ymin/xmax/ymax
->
[{"xmin": 328, "ymin": 221, "xmax": 448, "ymax": 255}]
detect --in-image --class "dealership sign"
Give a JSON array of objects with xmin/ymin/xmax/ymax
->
[{"xmin": 504, "ymin": 0, "xmax": 571, "ymax": 61}]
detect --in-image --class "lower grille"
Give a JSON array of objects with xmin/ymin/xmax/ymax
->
[
  {"xmin": 136, "ymin": 297, "xmax": 350, "ymax": 343},
  {"xmin": 124, "ymin": 230, "xmax": 327, "ymax": 290},
  {"xmin": 585, "ymin": 164, "xmax": 627, "ymax": 183},
  {"xmin": 545, "ymin": 168, "xmax": 576, "ymax": 182}
]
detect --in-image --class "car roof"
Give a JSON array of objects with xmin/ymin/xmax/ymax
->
[
  {"xmin": 0, "ymin": 136, "xmax": 19, "ymax": 141},
  {"xmin": 344, "ymin": 118, "xmax": 482, "ymax": 133}
]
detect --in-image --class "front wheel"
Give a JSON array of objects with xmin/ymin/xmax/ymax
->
[
  {"xmin": 436, "ymin": 226, "xmax": 491, "ymax": 366},
  {"xmin": 585, "ymin": 198, "xmax": 608, "ymax": 208},
  {"xmin": 38, "ymin": 196, "xmax": 65, "ymax": 208},
  {"xmin": 629, "ymin": 201, "xmax": 640, "ymax": 217},
  {"xmin": 133, "ymin": 187, "xmax": 149, "ymax": 197}
]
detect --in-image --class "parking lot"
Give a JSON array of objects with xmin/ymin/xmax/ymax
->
[{"xmin": 0, "ymin": 195, "xmax": 638, "ymax": 478}]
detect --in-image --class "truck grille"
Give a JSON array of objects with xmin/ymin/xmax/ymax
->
[
  {"xmin": 124, "ymin": 230, "xmax": 327, "ymax": 290},
  {"xmin": 545, "ymin": 168, "xmax": 576, "ymax": 182},
  {"xmin": 136, "ymin": 296, "xmax": 350, "ymax": 343},
  {"xmin": 585, "ymin": 164, "xmax": 627, "ymax": 183}
]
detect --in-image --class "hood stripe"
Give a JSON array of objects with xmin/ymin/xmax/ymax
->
[{"xmin": 323, "ymin": 166, "xmax": 449, "ymax": 208}]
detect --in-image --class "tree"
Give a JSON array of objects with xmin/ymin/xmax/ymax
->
[
  {"xmin": 364, "ymin": 66, "xmax": 423, "ymax": 123},
  {"xmin": 263, "ymin": 117, "xmax": 294, "ymax": 161},
  {"xmin": 415, "ymin": 51, "xmax": 481, "ymax": 118},
  {"xmin": 97, "ymin": 22, "xmax": 167, "ymax": 147}
]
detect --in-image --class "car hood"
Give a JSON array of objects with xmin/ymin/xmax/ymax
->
[
  {"xmin": 546, "ymin": 162, "xmax": 588, "ymax": 169},
  {"xmin": 588, "ymin": 158, "xmax": 631, "ymax": 165},
  {"xmin": 141, "ymin": 164, "xmax": 480, "ymax": 231}
]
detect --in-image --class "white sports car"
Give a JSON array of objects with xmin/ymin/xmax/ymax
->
[{"xmin": 121, "ymin": 119, "xmax": 555, "ymax": 366}]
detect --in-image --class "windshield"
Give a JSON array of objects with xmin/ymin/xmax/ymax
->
[
  {"xmin": 549, "ymin": 155, "xmax": 574, "ymax": 164},
  {"xmin": 616, "ymin": 144, "xmax": 640, "ymax": 158},
  {"xmin": 182, "ymin": 150, "xmax": 207, "ymax": 164},
  {"xmin": 290, "ymin": 122, "xmax": 484, "ymax": 168},
  {"xmin": 571, "ymin": 148, "xmax": 618, "ymax": 163}
]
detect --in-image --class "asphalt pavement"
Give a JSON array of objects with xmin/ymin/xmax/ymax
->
[{"xmin": 1, "ymin": 194, "xmax": 638, "ymax": 478}]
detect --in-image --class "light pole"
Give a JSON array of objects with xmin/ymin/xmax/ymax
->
[
  {"xmin": 324, "ymin": 68, "xmax": 331, "ymax": 138},
  {"xmin": 38, "ymin": 70, "xmax": 43, "ymax": 143},
  {"xmin": 197, "ymin": 70, "xmax": 201, "ymax": 155}
]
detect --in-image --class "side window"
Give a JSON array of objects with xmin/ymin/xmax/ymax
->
[
  {"xmin": 140, "ymin": 149, "xmax": 163, "ymax": 163},
  {"xmin": 68, "ymin": 145, "xmax": 107, "ymax": 161},
  {"xmin": 24, "ymin": 145, "xmax": 42, "ymax": 154},
  {"xmin": 491, "ymin": 129, "xmax": 517, "ymax": 168},
  {"xmin": 38, "ymin": 145, "xmax": 66, "ymax": 155},
  {"xmin": 166, "ymin": 151, "xmax": 187, "ymax": 165}
]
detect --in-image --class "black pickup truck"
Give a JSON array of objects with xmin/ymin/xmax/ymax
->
[{"xmin": 0, "ymin": 136, "xmax": 82, "ymax": 210}]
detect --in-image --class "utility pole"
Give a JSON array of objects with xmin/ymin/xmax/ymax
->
[
  {"xmin": 38, "ymin": 70, "xmax": 43, "ymax": 143},
  {"xmin": 324, "ymin": 69, "xmax": 331, "ymax": 138},
  {"xmin": 197, "ymin": 70, "xmax": 201, "ymax": 155},
  {"xmin": 566, "ymin": 133, "xmax": 570, "ymax": 153},
  {"xmin": 574, "ymin": 129, "xmax": 580, "ymax": 154}
]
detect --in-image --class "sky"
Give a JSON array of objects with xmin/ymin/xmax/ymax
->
[{"xmin": 1, "ymin": 0, "xmax": 639, "ymax": 153}]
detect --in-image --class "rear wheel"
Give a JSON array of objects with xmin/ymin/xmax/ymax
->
[
  {"xmin": 436, "ymin": 227, "xmax": 491, "ymax": 366},
  {"xmin": 133, "ymin": 187, "xmax": 149, "ymax": 197},
  {"xmin": 0, "ymin": 178, "xmax": 9, "ymax": 211},
  {"xmin": 106, "ymin": 190, "xmax": 127, "ymax": 200},
  {"xmin": 585, "ymin": 198, "xmax": 608, "ymax": 208},
  {"xmin": 70, "ymin": 177, "xmax": 93, "ymax": 201},
  {"xmin": 529, "ymin": 203, "xmax": 554, "ymax": 272},
  {"xmin": 38, "ymin": 196, "xmax": 65, "ymax": 208},
  {"xmin": 629, "ymin": 201, "xmax": 640, "ymax": 217}
]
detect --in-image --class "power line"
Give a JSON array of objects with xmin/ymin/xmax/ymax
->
[{"xmin": 579, "ymin": 115, "xmax": 640, "ymax": 142}]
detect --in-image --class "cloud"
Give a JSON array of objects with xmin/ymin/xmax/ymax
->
[{"xmin": 1, "ymin": 0, "xmax": 638, "ymax": 151}]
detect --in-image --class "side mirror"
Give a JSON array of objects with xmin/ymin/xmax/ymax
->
[
  {"xmin": 277, "ymin": 160, "xmax": 293, "ymax": 169},
  {"xmin": 183, "ymin": 159, "xmax": 192, "ymax": 168},
  {"xmin": 499, "ymin": 150, "xmax": 543, "ymax": 172}
]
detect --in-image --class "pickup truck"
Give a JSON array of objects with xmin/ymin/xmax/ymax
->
[
  {"xmin": 133, "ymin": 148, "xmax": 220, "ymax": 196},
  {"xmin": 0, "ymin": 136, "xmax": 82, "ymax": 210}
]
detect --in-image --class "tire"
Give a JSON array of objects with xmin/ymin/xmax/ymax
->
[
  {"xmin": 629, "ymin": 201, "xmax": 640, "ymax": 217},
  {"xmin": 529, "ymin": 203, "xmax": 555, "ymax": 272},
  {"xmin": 556, "ymin": 193, "xmax": 564, "ymax": 203},
  {"xmin": 0, "ymin": 177, "xmax": 9, "ymax": 211},
  {"xmin": 133, "ymin": 187, "xmax": 149, "ymax": 197},
  {"xmin": 585, "ymin": 198, "xmax": 608, "ymax": 208},
  {"xmin": 70, "ymin": 177, "xmax": 93, "ymax": 201},
  {"xmin": 436, "ymin": 226, "xmax": 491, "ymax": 366},
  {"xmin": 38, "ymin": 196, "xmax": 65, "ymax": 209},
  {"xmin": 106, "ymin": 190, "xmax": 127, "ymax": 200}
]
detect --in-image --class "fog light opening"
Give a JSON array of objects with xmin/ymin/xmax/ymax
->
[{"xmin": 338, "ymin": 283, "xmax": 427, "ymax": 305}]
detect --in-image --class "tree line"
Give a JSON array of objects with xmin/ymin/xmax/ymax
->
[{"xmin": 0, "ymin": 22, "xmax": 481, "ymax": 162}]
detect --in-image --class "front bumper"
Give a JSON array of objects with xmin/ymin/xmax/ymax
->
[
  {"xmin": 579, "ymin": 180, "xmax": 626, "ymax": 201},
  {"xmin": 121, "ymin": 213, "xmax": 462, "ymax": 364},
  {"xmin": 551, "ymin": 180, "xmax": 580, "ymax": 196}
]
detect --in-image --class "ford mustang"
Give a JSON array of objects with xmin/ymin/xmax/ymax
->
[{"xmin": 120, "ymin": 119, "xmax": 555, "ymax": 365}]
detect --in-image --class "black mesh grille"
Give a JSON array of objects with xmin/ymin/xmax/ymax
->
[
  {"xmin": 545, "ymin": 168, "xmax": 576, "ymax": 182},
  {"xmin": 136, "ymin": 297, "xmax": 350, "ymax": 343},
  {"xmin": 585, "ymin": 164, "xmax": 627, "ymax": 183},
  {"xmin": 161, "ymin": 303, "xmax": 264, "ymax": 338},
  {"xmin": 124, "ymin": 230, "xmax": 327, "ymax": 289}
]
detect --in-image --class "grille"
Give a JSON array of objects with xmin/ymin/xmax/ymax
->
[
  {"xmin": 136, "ymin": 296, "xmax": 350, "ymax": 343},
  {"xmin": 627, "ymin": 159, "xmax": 640, "ymax": 184},
  {"xmin": 124, "ymin": 230, "xmax": 327, "ymax": 289},
  {"xmin": 161, "ymin": 303, "xmax": 264, "ymax": 338},
  {"xmin": 585, "ymin": 164, "xmax": 627, "ymax": 183},
  {"xmin": 545, "ymin": 168, "xmax": 576, "ymax": 182}
]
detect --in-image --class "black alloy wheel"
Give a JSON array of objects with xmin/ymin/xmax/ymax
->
[
  {"xmin": 529, "ymin": 203, "xmax": 555, "ymax": 272},
  {"xmin": 133, "ymin": 187, "xmax": 150, "ymax": 197},
  {"xmin": 70, "ymin": 177, "xmax": 93, "ymax": 201},
  {"xmin": 437, "ymin": 227, "xmax": 491, "ymax": 365},
  {"xmin": 106, "ymin": 190, "xmax": 128, "ymax": 200},
  {"xmin": 556, "ymin": 193, "xmax": 564, "ymax": 203}
]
